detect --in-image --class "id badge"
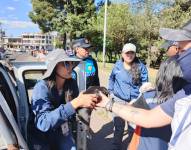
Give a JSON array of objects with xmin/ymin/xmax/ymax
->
[{"xmin": 61, "ymin": 122, "xmax": 69, "ymax": 135}]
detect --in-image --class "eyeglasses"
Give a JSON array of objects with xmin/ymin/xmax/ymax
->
[{"xmin": 62, "ymin": 61, "xmax": 76, "ymax": 69}]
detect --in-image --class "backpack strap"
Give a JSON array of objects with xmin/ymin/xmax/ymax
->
[{"xmin": 170, "ymin": 105, "xmax": 191, "ymax": 146}]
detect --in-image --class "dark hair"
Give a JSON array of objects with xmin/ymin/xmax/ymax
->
[
  {"xmin": 155, "ymin": 57, "xmax": 183, "ymax": 103},
  {"xmin": 44, "ymin": 65, "xmax": 78, "ymax": 103},
  {"xmin": 122, "ymin": 56, "xmax": 141, "ymax": 85},
  {"xmin": 130, "ymin": 57, "xmax": 141, "ymax": 85}
]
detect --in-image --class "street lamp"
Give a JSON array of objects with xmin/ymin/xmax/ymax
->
[{"xmin": 103, "ymin": 0, "xmax": 108, "ymax": 68}]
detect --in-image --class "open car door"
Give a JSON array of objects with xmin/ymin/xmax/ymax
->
[
  {"xmin": 11, "ymin": 61, "xmax": 88, "ymax": 150},
  {"xmin": 0, "ymin": 62, "xmax": 28, "ymax": 149},
  {"xmin": 0, "ymin": 92, "xmax": 28, "ymax": 150}
]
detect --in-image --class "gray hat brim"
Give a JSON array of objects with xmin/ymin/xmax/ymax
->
[
  {"xmin": 160, "ymin": 41, "xmax": 177, "ymax": 50},
  {"xmin": 159, "ymin": 28, "xmax": 191, "ymax": 41},
  {"xmin": 42, "ymin": 49, "xmax": 81, "ymax": 79}
]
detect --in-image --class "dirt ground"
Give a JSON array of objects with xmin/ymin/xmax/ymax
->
[
  {"xmin": 88, "ymin": 64, "xmax": 129, "ymax": 150},
  {"xmin": 88, "ymin": 63, "xmax": 158, "ymax": 150}
]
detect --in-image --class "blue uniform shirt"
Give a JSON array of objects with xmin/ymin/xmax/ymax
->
[
  {"xmin": 30, "ymin": 79, "xmax": 78, "ymax": 150},
  {"xmin": 108, "ymin": 60, "xmax": 148, "ymax": 101}
]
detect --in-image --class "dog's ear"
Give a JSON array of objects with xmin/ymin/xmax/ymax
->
[
  {"xmin": 83, "ymin": 86, "xmax": 109, "ymax": 96},
  {"xmin": 83, "ymin": 86, "xmax": 100, "ymax": 94},
  {"xmin": 99, "ymin": 87, "xmax": 109, "ymax": 96}
]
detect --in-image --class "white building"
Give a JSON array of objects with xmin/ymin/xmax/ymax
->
[
  {"xmin": 3, "ymin": 37, "xmax": 22, "ymax": 50},
  {"xmin": 22, "ymin": 33, "xmax": 53, "ymax": 51}
]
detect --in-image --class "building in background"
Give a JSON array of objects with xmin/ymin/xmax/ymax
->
[
  {"xmin": 2, "ymin": 32, "xmax": 54, "ymax": 51},
  {"xmin": 22, "ymin": 33, "xmax": 53, "ymax": 51},
  {"xmin": 3, "ymin": 37, "xmax": 22, "ymax": 50}
]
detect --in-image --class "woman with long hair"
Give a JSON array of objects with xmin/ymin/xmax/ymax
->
[
  {"xmin": 108, "ymin": 43, "xmax": 148, "ymax": 150},
  {"xmin": 30, "ymin": 49, "xmax": 98, "ymax": 150},
  {"xmin": 128, "ymin": 57, "xmax": 184, "ymax": 150}
]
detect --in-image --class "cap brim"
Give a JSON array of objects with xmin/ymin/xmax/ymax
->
[
  {"xmin": 159, "ymin": 28, "xmax": 191, "ymax": 41},
  {"xmin": 81, "ymin": 43, "xmax": 92, "ymax": 49},
  {"xmin": 160, "ymin": 41, "xmax": 176, "ymax": 50}
]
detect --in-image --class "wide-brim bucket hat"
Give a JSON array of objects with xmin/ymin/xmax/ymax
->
[
  {"xmin": 159, "ymin": 28, "xmax": 191, "ymax": 41},
  {"xmin": 43, "ymin": 49, "xmax": 81, "ymax": 79}
]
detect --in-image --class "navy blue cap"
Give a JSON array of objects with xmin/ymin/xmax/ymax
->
[{"xmin": 72, "ymin": 38, "xmax": 92, "ymax": 49}]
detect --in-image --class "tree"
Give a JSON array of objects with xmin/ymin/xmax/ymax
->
[
  {"xmin": 86, "ymin": 3, "xmax": 135, "ymax": 62},
  {"xmin": 160, "ymin": 0, "xmax": 191, "ymax": 29},
  {"xmin": 29, "ymin": 0, "xmax": 96, "ymax": 48},
  {"xmin": 88, "ymin": 0, "xmax": 191, "ymax": 66}
]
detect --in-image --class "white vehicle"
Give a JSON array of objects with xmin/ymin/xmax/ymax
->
[{"xmin": 0, "ymin": 58, "xmax": 89, "ymax": 150}]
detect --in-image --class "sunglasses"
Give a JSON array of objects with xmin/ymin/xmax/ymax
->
[{"xmin": 61, "ymin": 61, "xmax": 77, "ymax": 69}]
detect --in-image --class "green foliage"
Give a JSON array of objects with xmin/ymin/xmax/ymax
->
[
  {"xmin": 29, "ymin": 0, "xmax": 96, "ymax": 47},
  {"xmin": 29, "ymin": 0, "xmax": 191, "ymax": 67},
  {"xmin": 87, "ymin": 0, "xmax": 191, "ymax": 67}
]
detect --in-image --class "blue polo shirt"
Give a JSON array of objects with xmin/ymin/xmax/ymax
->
[
  {"xmin": 160, "ymin": 84, "xmax": 191, "ymax": 117},
  {"xmin": 108, "ymin": 60, "xmax": 148, "ymax": 101}
]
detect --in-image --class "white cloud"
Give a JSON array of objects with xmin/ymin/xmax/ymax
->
[
  {"xmin": 0, "ymin": 19, "xmax": 38, "ymax": 29},
  {"xmin": 7, "ymin": 6, "xmax": 15, "ymax": 11}
]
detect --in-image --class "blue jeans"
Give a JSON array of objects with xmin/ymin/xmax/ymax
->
[
  {"xmin": 29, "ymin": 127, "xmax": 76, "ymax": 150},
  {"xmin": 111, "ymin": 95, "xmax": 134, "ymax": 150}
]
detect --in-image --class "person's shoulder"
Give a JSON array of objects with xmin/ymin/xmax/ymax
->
[
  {"xmin": 137, "ymin": 59, "xmax": 146, "ymax": 66},
  {"xmin": 34, "ymin": 80, "xmax": 48, "ymax": 90},
  {"xmin": 160, "ymin": 87, "xmax": 189, "ymax": 117},
  {"xmin": 174, "ymin": 85, "xmax": 191, "ymax": 99},
  {"xmin": 137, "ymin": 60, "xmax": 147, "ymax": 71},
  {"xmin": 88, "ymin": 55, "xmax": 97, "ymax": 62},
  {"xmin": 114, "ymin": 59, "xmax": 123, "ymax": 66},
  {"xmin": 183, "ymin": 83, "xmax": 191, "ymax": 95}
]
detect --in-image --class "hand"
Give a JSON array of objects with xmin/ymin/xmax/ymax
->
[
  {"xmin": 96, "ymin": 92, "xmax": 110, "ymax": 108},
  {"xmin": 71, "ymin": 92, "xmax": 98, "ymax": 109},
  {"xmin": 139, "ymin": 82, "xmax": 155, "ymax": 93}
]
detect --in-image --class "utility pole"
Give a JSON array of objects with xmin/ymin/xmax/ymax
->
[
  {"xmin": 0, "ymin": 24, "xmax": 5, "ymax": 48},
  {"xmin": 103, "ymin": 0, "xmax": 108, "ymax": 68}
]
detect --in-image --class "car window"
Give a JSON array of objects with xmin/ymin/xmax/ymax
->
[
  {"xmin": 23, "ymin": 69, "xmax": 79, "ymax": 104},
  {"xmin": 23, "ymin": 70, "xmax": 45, "ymax": 104}
]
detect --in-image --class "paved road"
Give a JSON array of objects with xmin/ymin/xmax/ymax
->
[{"xmin": 88, "ymin": 66, "xmax": 130, "ymax": 150}]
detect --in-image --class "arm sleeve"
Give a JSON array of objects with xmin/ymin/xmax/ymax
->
[
  {"xmin": 93, "ymin": 59, "xmax": 100, "ymax": 86},
  {"xmin": 140, "ymin": 63, "xmax": 148, "ymax": 83},
  {"xmin": 108, "ymin": 67, "xmax": 115, "ymax": 94},
  {"xmin": 31, "ymin": 81, "xmax": 76, "ymax": 132},
  {"xmin": 160, "ymin": 89, "xmax": 186, "ymax": 117}
]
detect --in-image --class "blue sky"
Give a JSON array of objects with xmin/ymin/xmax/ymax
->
[{"xmin": 0, "ymin": 0, "xmax": 40, "ymax": 37}]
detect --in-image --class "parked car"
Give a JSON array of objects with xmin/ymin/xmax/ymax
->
[{"xmin": 0, "ymin": 58, "xmax": 89, "ymax": 150}]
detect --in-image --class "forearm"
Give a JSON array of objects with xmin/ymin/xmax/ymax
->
[
  {"xmin": 111, "ymin": 103, "xmax": 172, "ymax": 128},
  {"xmin": 36, "ymin": 102, "xmax": 75, "ymax": 132}
]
